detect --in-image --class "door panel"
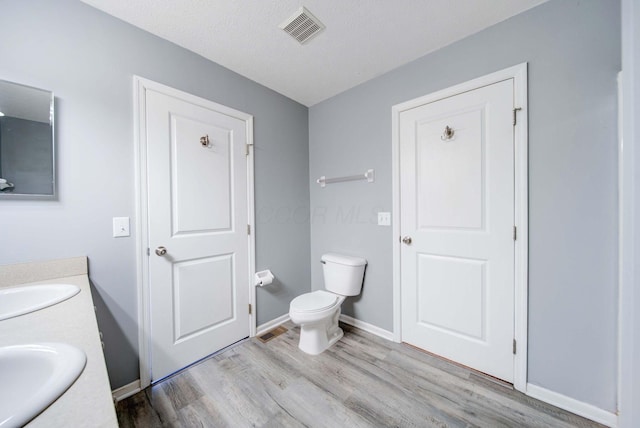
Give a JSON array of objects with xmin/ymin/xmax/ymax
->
[
  {"xmin": 417, "ymin": 254, "xmax": 486, "ymax": 340},
  {"xmin": 171, "ymin": 115, "xmax": 233, "ymax": 234},
  {"xmin": 145, "ymin": 88, "xmax": 250, "ymax": 382},
  {"xmin": 401, "ymin": 79, "xmax": 514, "ymax": 382},
  {"xmin": 173, "ymin": 254, "xmax": 234, "ymax": 342},
  {"xmin": 418, "ymin": 109, "xmax": 484, "ymax": 230}
]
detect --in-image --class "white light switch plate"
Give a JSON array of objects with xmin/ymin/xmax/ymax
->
[
  {"xmin": 113, "ymin": 217, "xmax": 130, "ymax": 237},
  {"xmin": 377, "ymin": 212, "xmax": 391, "ymax": 226}
]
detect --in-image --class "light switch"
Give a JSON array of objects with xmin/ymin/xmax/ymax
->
[
  {"xmin": 113, "ymin": 217, "xmax": 130, "ymax": 237},
  {"xmin": 377, "ymin": 212, "xmax": 391, "ymax": 226}
]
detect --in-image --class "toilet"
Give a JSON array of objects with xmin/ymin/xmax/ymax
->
[{"xmin": 289, "ymin": 253, "xmax": 367, "ymax": 355}]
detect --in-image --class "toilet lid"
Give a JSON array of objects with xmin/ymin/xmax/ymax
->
[{"xmin": 291, "ymin": 290, "xmax": 339, "ymax": 312}]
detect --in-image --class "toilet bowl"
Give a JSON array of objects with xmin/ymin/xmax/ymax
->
[{"xmin": 289, "ymin": 253, "xmax": 367, "ymax": 355}]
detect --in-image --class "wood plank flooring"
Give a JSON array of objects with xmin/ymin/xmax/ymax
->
[{"xmin": 117, "ymin": 322, "xmax": 604, "ymax": 428}]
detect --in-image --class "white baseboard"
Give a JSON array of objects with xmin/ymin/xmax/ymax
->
[
  {"xmin": 526, "ymin": 383, "xmax": 618, "ymax": 427},
  {"xmin": 339, "ymin": 314, "xmax": 395, "ymax": 341},
  {"xmin": 256, "ymin": 313, "xmax": 290, "ymax": 337},
  {"xmin": 257, "ymin": 313, "xmax": 395, "ymax": 342},
  {"xmin": 112, "ymin": 379, "xmax": 142, "ymax": 403}
]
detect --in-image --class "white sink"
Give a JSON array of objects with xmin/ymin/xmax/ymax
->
[
  {"xmin": 0, "ymin": 342, "xmax": 87, "ymax": 427},
  {"xmin": 0, "ymin": 284, "xmax": 80, "ymax": 321}
]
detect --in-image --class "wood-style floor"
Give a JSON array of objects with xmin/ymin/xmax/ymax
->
[{"xmin": 117, "ymin": 322, "xmax": 603, "ymax": 428}]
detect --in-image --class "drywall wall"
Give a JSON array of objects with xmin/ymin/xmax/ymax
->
[
  {"xmin": 0, "ymin": 0, "xmax": 309, "ymax": 389},
  {"xmin": 309, "ymin": 0, "xmax": 619, "ymax": 412}
]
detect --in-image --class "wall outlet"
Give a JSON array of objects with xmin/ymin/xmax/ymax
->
[
  {"xmin": 377, "ymin": 212, "xmax": 391, "ymax": 226},
  {"xmin": 113, "ymin": 217, "xmax": 130, "ymax": 237}
]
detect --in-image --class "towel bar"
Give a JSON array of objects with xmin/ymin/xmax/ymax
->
[{"xmin": 316, "ymin": 169, "xmax": 374, "ymax": 188}]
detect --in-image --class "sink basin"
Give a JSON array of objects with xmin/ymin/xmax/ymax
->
[
  {"xmin": 0, "ymin": 284, "xmax": 80, "ymax": 321},
  {"xmin": 0, "ymin": 342, "xmax": 87, "ymax": 427}
]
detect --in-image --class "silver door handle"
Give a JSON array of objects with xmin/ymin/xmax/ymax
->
[
  {"xmin": 402, "ymin": 236, "xmax": 412, "ymax": 245},
  {"xmin": 155, "ymin": 246, "xmax": 167, "ymax": 256}
]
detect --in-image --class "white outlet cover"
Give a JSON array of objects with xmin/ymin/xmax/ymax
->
[
  {"xmin": 378, "ymin": 212, "xmax": 391, "ymax": 226},
  {"xmin": 112, "ymin": 217, "xmax": 130, "ymax": 237}
]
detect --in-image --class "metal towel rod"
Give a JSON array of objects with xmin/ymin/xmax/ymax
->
[{"xmin": 316, "ymin": 169, "xmax": 375, "ymax": 188}]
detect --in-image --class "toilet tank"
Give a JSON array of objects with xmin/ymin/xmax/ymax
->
[{"xmin": 321, "ymin": 253, "xmax": 367, "ymax": 296}]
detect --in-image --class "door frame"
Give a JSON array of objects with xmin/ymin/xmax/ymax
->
[
  {"xmin": 391, "ymin": 63, "xmax": 528, "ymax": 392},
  {"xmin": 133, "ymin": 76, "xmax": 256, "ymax": 388}
]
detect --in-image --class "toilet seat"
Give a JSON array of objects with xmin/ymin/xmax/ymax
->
[
  {"xmin": 289, "ymin": 289, "xmax": 346, "ymax": 354},
  {"xmin": 290, "ymin": 290, "xmax": 339, "ymax": 313}
]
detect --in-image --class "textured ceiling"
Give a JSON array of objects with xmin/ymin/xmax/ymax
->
[{"xmin": 80, "ymin": 0, "xmax": 548, "ymax": 106}]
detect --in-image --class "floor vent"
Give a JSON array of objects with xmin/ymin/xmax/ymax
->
[
  {"xmin": 258, "ymin": 326, "xmax": 288, "ymax": 343},
  {"xmin": 279, "ymin": 7, "xmax": 325, "ymax": 45}
]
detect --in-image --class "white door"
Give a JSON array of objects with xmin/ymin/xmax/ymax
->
[
  {"xmin": 400, "ymin": 79, "xmax": 515, "ymax": 382},
  {"xmin": 145, "ymin": 86, "xmax": 251, "ymax": 382}
]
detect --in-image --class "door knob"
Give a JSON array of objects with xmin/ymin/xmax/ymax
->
[
  {"xmin": 402, "ymin": 236, "xmax": 412, "ymax": 245},
  {"xmin": 155, "ymin": 246, "xmax": 167, "ymax": 256}
]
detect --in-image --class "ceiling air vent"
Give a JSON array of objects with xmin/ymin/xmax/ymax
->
[{"xmin": 279, "ymin": 7, "xmax": 325, "ymax": 45}]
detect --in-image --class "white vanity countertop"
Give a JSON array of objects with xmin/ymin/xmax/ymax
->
[{"xmin": 0, "ymin": 258, "xmax": 118, "ymax": 428}]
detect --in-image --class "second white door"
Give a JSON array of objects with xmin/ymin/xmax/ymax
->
[
  {"xmin": 400, "ymin": 79, "xmax": 515, "ymax": 382},
  {"xmin": 144, "ymin": 83, "xmax": 252, "ymax": 382}
]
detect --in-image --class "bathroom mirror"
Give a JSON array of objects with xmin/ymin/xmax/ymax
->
[{"xmin": 0, "ymin": 79, "xmax": 55, "ymax": 199}]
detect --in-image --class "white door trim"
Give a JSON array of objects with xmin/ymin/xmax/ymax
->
[
  {"xmin": 133, "ymin": 76, "xmax": 256, "ymax": 388},
  {"xmin": 618, "ymin": 62, "xmax": 635, "ymax": 426},
  {"xmin": 391, "ymin": 63, "xmax": 528, "ymax": 392}
]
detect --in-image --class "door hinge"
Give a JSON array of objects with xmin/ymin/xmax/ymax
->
[
  {"xmin": 248, "ymin": 304, "xmax": 252, "ymax": 315},
  {"xmin": 513, "ymin": 225, "xmax": 517, "ymax": 240},
  {"xmin": 245, "ymin": 143, "xmax": 253, "ymax": 156},
  {"xmin": 247, "ymin": 224, "xmax": 251, "ymax": 235},
  {"xmin": 513, "ymin": 107, "xmax": 522, "ymax": 126},
  {"xmin": 513, "ymin": 339, "xmax": 517, "ymax": 354}
]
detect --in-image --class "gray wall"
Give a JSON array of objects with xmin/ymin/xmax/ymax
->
[
  {"xmin": 309, "ymin": 0, "xmax": 619, "ymax": 412},
  {"xmin": 0, "ymin": 116, "xmax": 53, "ymax": 195},
  {"xmin": 0, "ymin": 0, "xmax": 310, "ymax": 389}
]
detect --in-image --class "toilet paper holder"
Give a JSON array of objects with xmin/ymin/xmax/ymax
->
[{"xmin": 254, "ymin": 269, "xmax": 274, "ymax": 287}]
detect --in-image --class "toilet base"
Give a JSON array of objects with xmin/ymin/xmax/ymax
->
[{"xmin": 296, "ymin": 308, "xmax": 343, "ymax": 355}]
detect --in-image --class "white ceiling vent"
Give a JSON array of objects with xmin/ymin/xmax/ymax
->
[{"xmin": 279, "ymin": 7, "xmax": 325, "ymax": 45}]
